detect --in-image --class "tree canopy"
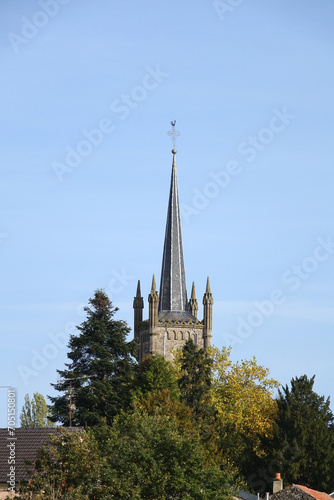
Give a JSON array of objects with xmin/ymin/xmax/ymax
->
[
  {"xmin": 19, "ymin": 409, "xmax": 233, "ymax": 500},
  {"xmin": 177, "ymin": 339, "xmax": 214, "ymax": 421},
  {"xmin": 270, "ymin": 374, "xmax": 334, "ymax": 492},
  {"xmin": 104, "ymin": 408, "xmax": 233, "ymax": 499},
  {"xmin": 49, "ymin": 290, "xmax": 137, "ymax": 426},
  {"xmin": 132, "ymin": 354, "xmax": 179, "ymax": 402},
  {"xmin": 20, "ymin": 392, "xmax": 54, "ymax": 428},
  {"xmin": 42, "ymin": 291, "xmax": 334, "ymax": 496},
  {"xmin": 19, "ymin": 429, "xmax": 103, "ymax": 499},
  {"xmin": 210, "ymin": 346, "xmax": 279, "ymax": 451}
]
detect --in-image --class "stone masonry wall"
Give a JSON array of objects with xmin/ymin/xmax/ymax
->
[{"xmin": 139, "ymin": 324, "xmax": 205, "ymax": 362}]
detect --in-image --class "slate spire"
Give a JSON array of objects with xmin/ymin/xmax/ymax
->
[{"xmin": 159, "ymin": 148, "xmax": 188, "ymax": 312}]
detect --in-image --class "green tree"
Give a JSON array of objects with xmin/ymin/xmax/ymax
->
[
  {"xmin": 208, "ymin": 346, "xmax": 279, "ymax": 483},
  {"xmin": 271, "ymin": 375, "xmax": 334, "ymax": 491},
  {"xmin": 19, "ymin": 407, "xmax": 233, "ymax": 499},
  {"xmin": 132, "ymin": 354, "xmax": 179, "ymax": 402},
  {"xmin": 134, "ymin": 388, "xmax": 195, "ymax": 435},
  {"xmin": 210, "ymin": 347, "xmax": 279, "ymax": 450},
  {"xmin": 177, "ymin": 339, "xmax": 213, "ymax": 421},
  {"xmin": 18, "ymin": 429, "xmax": 106, "ymax": 499},
  {"xmin": 49, "ymin": 290, "xmax": 137, "ymax": 426},
  {"xmin": 175, "ymin": 339, "xmax": 222, "ymax": 465},
  {"xmin": 135, "ymin": 388, "xmax": 243, "ymax": 488},
  {"xmin": 20, "ymin": 392, "xmax": 54, "ymax": 428},
  {"xmin": 102, "ymin": 408, "xmax": 233, "ymax": 499}
]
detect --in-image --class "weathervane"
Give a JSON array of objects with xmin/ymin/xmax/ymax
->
[{"xmin": 167, "ymin": 120, "xmax": 180, "ymax": 148}]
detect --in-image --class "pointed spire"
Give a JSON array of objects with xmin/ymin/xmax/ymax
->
[
  {"xmin": 203, "ymin": 277, "xmax": 213, "ymax": 303},
  {"xmin": 159, "ymin": 148, "xmax": 188, "ymax": 312},
  {"xmin": 151, "ymin": 274, "xmax": 157, "ymax": 292},
  {"xmin": 133, "ymin": 280, "xmax": 144, "ymax": 352},
  {"xmin": 191, "ymin": 281, "xmax": 196, "ymax": 299},
  {"xmin": 205, "ymin": 276, "xmax": 211, "ymax": 293},
  {"xmin": 203, "ymin": 277, "xmax": 213, "ymax": 349},
  {"xmin": 188, "ymin": 281, "xmax": 198, "ymax": 318},
  {"xmin": 148, "ymin": 274, "xmax": 159, "ymax": 334},
  {"xmin": 133, "ymin": 280, "xmax": 144, "ymax": 308}
]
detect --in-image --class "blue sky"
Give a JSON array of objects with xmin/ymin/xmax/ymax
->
[{"xmin": 1, "ymin": 0, "xmax": 334, "ymax": 426}]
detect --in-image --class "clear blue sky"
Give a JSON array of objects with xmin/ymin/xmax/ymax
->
[{"xmin": 1, "ymin": 1, "xmax": 334, "ymax": 426}]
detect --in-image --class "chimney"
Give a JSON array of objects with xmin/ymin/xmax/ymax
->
[{"xmin": 273, "ymin": 473, "xmax": 283, "ymax": 493}]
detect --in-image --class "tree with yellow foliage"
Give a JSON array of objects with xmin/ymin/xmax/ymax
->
[
  {"xmin": 174, "ymin": 342, "xmax": 279, "ymax": 481},
  {"xmin": 209, "ymin": 346, "xmax": 280, "ymax": 477}
]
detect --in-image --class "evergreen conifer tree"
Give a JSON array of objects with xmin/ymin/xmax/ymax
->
[
  {"xmin": 178, "ymin": 339, "xmax": 214, "ymax": 423},
  {"xmin": 272, "ymin": 375, "xmax": 334, "ymax": 491},
  {"xmin": 49, "ymin": 290, "xmax": 137, "ymax": 426}
]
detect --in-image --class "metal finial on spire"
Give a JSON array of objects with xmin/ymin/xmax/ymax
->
[{"xmin": 167, "ymin": 120, "xmax": 180, "ymax": 148}]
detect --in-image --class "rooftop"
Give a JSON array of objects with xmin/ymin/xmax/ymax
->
[
  {"xmin": 0, "ymin": 427, "xmax": 81, "ymax": 484},
  {"xmin": 271, "ymin": 484, "xmax": 333, "ymax": 500}
]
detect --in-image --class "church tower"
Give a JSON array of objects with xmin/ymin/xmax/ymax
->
[{"xmin": 133, "ymin": 125, "xmax": 213, "ymax": 362}]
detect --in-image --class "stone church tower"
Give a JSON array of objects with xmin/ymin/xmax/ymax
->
[{"xmin": 133, "ymin": 146, "xmax": 213, "ymax": 362}]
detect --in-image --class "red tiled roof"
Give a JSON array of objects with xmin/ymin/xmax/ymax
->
[
  {"xmin": 271, "ymin": 484, "xmax": 333, "ymax": 500},
  {"xmin": 295, "ymin": 485, "xmax": 333, "ymax": 500}
]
